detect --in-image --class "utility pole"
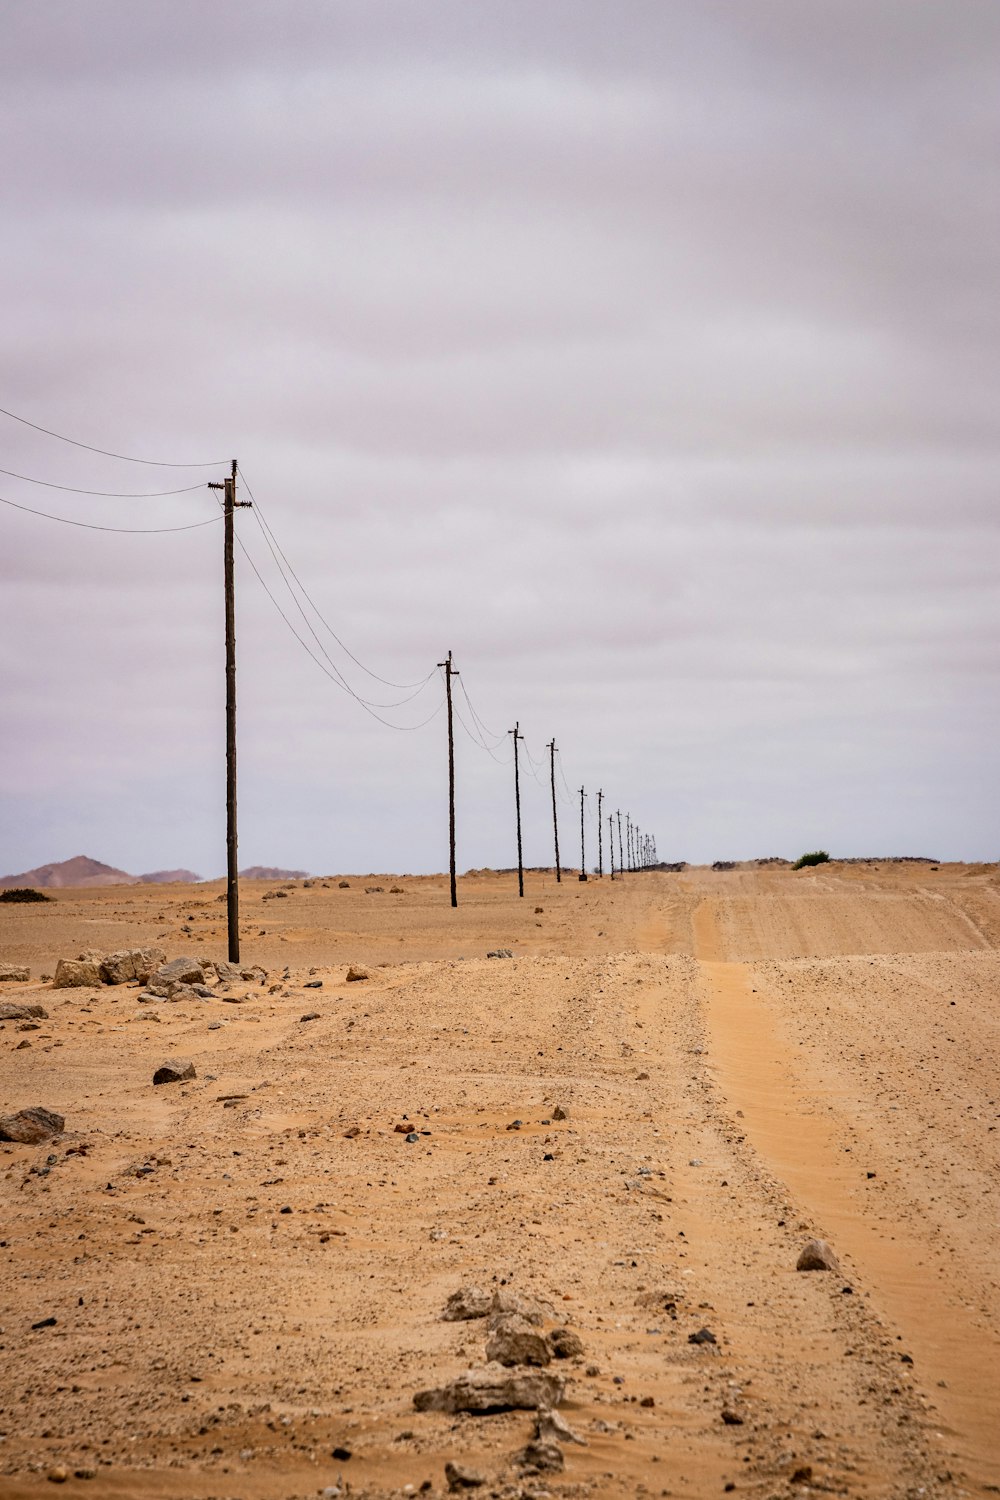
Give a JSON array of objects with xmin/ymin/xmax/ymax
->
[
  {"xmin": 597, "ymin": 789, "xmax": 604, "ymax": 877},
  {"xmin": 616, "ymin": 810, "xmax": 624, "ymax": 877},
  {"xmin": 548, "ymin": 740, "xmax": 561, "ymax": 883},
  {"xmin": 609, "ymin": 813, "xmax": 616, "ymax": 879},
  {"xmin": 438, "ymin": 650, "xmax": 459, "ymax": 908},
  {"xmin": 579, "ymin": 787, "xmax": 588, "ymax": 881},
  {"xmin": 510, "ymin": 722, "xmax": 524, "ymax": 897},
  {"xmin": 208, "ymin": 460, "xmax": 251, "ymax": 963}
]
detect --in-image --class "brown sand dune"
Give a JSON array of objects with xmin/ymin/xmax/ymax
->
[{"xmin": 0, "ymin": 863, "xmax": 996, "ymax": 1497}]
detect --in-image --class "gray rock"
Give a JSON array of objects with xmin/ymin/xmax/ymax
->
[
  {"xmin": 152, "ymin": 1059, "xmax": 196, "ymax": 1085},
  {"xmin": 515, "ymin": 1439, "xmax": 564, "ymax": 1473},
  {"xmin": 152, "ymin": 956, "xmax": 205, "ymax": 987},
  {"xmin": 210, "ymin": 960, "xmax": 241, "ymax": 982},
  {"xmin": 0, "ymin": 1001, "xmax": 48, "ymax": 1021},
  {"xmin": 444, "ymin": 1461, "xmax": 487, "ymax": 1491},
  {"xmin": 551, "ymin": 1103, "xmax": 568, "ymax": 1121},
  {"xmin": 487, "ymin": 1289, "xmax": 555, "ymax": 1328},
  {"xmin": 441, "ymin": 1286, "xmax": 492, "ymax": 1322},
  {"xmin": 549, "ymin": 1327, "xmax": 585, "ymax": 1360},
  {"xmin": 0, "ymin": 1106, "xmax": 65, "ymax": 1143},
  {"xmin": 53, "ymin": 958, "xmax": 101, "ymax": 989},
  {"xmin": 796, "ymin": 1238, "xmax": 840, "ymax": 1272},
  {"xmin": 536, "ymin": 1407, "xmax": 587, "ymax": 1446},
  {"xmin": 486, "ymin": 1315, "xmax": 552, "ymax": 1367},
  {"xmin": 486, "ymin": 949, "xmax": 513, "ymax": 959},
  {"xmin": 98, "ymin": 947, "xmax": 166, "ymax": 985},
  {"xmin": 413, "ymin": 1364, "xmax": 565, "ymax": 1414},
  {"xmin": 0, "ymin": 963, "xmax": 30, "ymax": 983}
]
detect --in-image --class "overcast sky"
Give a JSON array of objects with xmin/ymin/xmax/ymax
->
[{"xmin": 2, "ymin": 1, "xmax": 998, "ymax": 878}]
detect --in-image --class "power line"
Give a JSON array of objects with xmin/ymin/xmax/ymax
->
[
  {"xmin": 0, "ymin": 493, "xmax": 222, "ymax": 534},
  {"xmin": 0, "ymin": 404, "xmax": 226, "ymax": 467},
  {"xmin": 234, "ymin": 530, "xmax": 445, "ymax": 732},
  {"xmin": 0, "ymin": 467, "xmax": 207, "ymax": 498},
  {"xmin": 240, "ymin": 473, "xmax": 429, "ymax": 692},
  {"xmin": 246, "ymin": 506, "xmax": 435, "ymax": 711}
]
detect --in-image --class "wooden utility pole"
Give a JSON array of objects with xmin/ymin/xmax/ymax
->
[
  {"xmin": 609, "ymin": 813, "xmax": 616, "ymax": 879},
  {"xmin": 437, "ymin": 651, "xmax": 459, "ymax": 907},
  {"xmin": 510, "ymin": 722, "xmax": 524, "ymax": 897},
  {"xmin": 627, "ymin": 815, "xmax": 633, "ymax": 872},
  {"xmin": 578, "ymin": 787, "xmax": 588, "ymax": 881},
  {"xmin": 209, "ymin": 461, "xmax": 250, "ymax": 963},
  {"xmin": 597, "ymin": 788, "xmax": 604, "ymax": 877},
  {"xmin": 547, "ymin": 740, "xmax": 561, "ymax": 883},
  {"xmin": 616, "ymin": 810, "xmax": 623, "ymax": 877}
]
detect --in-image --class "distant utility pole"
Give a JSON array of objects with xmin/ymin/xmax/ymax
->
[
  {"xmin": 597, "ymin": 788, "xmax": 604, "ymax": 877},
  {"xmin": 579, "ymin": 787, "xmax": 588, "ymax": 881},
  {"xmin": 626, "ymin": 815, "xmax": 632, "ymax": 873},
  {"xmin": 510, "ymin": 722, "xmax": 524, "ymax": 897},
  {"xmin": 438, "ymin": 650, "xmax": 459, "ymax": 908},
  {"xmin": 609, "ymin": 813, "xmax": 616, "ymax": 879},
  {"xmin": 548, "ymin": 740, "xmax": 561, "ymax": 883},
  {"xmin": 616, "ymin": 810, "xmax": 624, "ymax": 878},
  {"xmin": 209, "ymin": 460, "xmax": 251, "ymax": 963}
]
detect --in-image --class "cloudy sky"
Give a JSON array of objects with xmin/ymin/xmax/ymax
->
[{"xmin": 2, "ymin": 1, "xmax": 998, "ymax": 878}]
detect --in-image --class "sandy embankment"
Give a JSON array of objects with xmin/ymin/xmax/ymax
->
[{"xmin": 0, "ymin": 863, "xmax": 997, "ymax": 1498}]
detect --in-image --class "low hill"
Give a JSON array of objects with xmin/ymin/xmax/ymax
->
[
  {"xmin": 239, "ymin": 865, "xmax": 310, "ymax": 880},
  {"xmin": 0, "ymin": 855, "xmax": 137, "ymax": 889},
  {"xmin": 137, "ymin": 869, "xmax": 203, "ymax": 884}
]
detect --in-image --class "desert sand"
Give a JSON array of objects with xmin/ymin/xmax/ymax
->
[{"xmin": 0, "ymin": 862, "xmax": 998, "ymax": 1499}]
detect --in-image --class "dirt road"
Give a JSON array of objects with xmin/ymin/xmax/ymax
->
[{"xmin": 0, "ymin": 863, "xmax": 997, "ymax": 1498}]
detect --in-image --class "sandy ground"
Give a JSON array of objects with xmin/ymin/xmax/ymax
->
[{"xmin": 0, "ymin": 863, "xmax": 998, "ymax": 1500}]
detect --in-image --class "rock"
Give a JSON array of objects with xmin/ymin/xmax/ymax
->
[
  {"xmin": 549, "ymin": 1327, "xmax": 585, "ymax": 1360},
  {"xmin": 405, "ymin": 1131, "xmax": 419, "ymax": 1143},
  {"xmin": 441, "ymin": 1286, "xmax": 492, "ymax": 1321},
  {"xmin": 46, "ymin": 1465, "xmax": 68, "ymax": 1484},
  {"xmin": 304, "ymin": 979, "xmax": 323, "ymax": 989},
  {"xmin": 0, "ymin": 1106, "xmax": 65, "ymax": 1143},
  {"xmin": 210, "ymin": 960, "xmax": 241, "ymax": 982},
  {"xmin": 152, "ymin": 956, "xmax": 205, "ymax": 987},
  {"xmin": 444, "ymin": 1461, "xmax": 486, "ymax": 1491},
  {"xmin": 486, "ymin": 949, "xmax": 513, "ymax": 959},
  {"xmin": 338, "ymin": 881, "xmax": 350, "ymax": 888},
  {"xmin": 0, "ymin": 963, "xmax": 30, "ymax": 983},
  {"xmin": 486, "ymin": 1315, "xmax": 553, "ymax": 1367},
  {"xmin": 152, "ymin": 1059, "xmax": 196, "ymax": 1085},
  {"xmin": 487, "ymin": 1289, "xmax": 555, "ymax": 1327},
  {"xmin": 413, "ymin": 1364, "xmax": 565, "ymax": 1414},
  {"xmin": 536, "ymin": 1407, "xmax": 587, "ymax": 1446},
  {"xmin": 796, "ymin": 1238, "xmax": 840, "ymax": 1272},
  {"xmin": 98, "ymin": 947, "xmax": 166, "ymax": 985},
  {"xmin": 53, "ymin": 958, "xmax": 101, "ymax": 989},
  {"xmin": 346, "ymin": 965, "xmax": 369, "ymax": 982},
  {"xmin": 0, "ymin": 1001, "xmax": 48, "ymax": 1021},
  {"xmin": 688, "ymin": 1326, "xmax": 717, "ymax": 1345},
  {"xmin": 721, "ymin": 1407, "xmax": 744, "ymax": 1425},
  {"xmin": 516, "ymin": 1439, "xmax": 564, "ymax": 1472},
  {"xmin": 551, "ymin": 1104, "xmax": 568, "ymax": 1121},
  {"xmin": 300, "ymin": 1012, "xmax": 321, "ymax": 1023}
]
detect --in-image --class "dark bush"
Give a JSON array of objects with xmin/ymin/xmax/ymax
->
[
  {"xmin": 0, "ymin": 887, "xmax": 52, "ymax": 902},
  {"xmin": 792, "ymin": 850, "xmax": 831, "ymax": 870}
]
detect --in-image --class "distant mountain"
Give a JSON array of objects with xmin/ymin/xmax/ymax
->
[
  {"xmin": 0, "ymin": 855, "xmax": 137, "ymax": 889},
  {"xmin": 240, "ymin": 865, "xmax": 309, "ymax": 880},
  {"xmin": 0, "ymin": 856, "xmax": 204, "ymax": 889}
]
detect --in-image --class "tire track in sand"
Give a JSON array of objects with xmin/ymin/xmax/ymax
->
[{"xmin": 694, "ymin": 899, "xmax": 1000, "ymax": 1492}]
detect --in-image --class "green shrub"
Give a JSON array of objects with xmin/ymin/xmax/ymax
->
[
  {"xmin": 0, "ymin": 887, "xmax": 52, "ymax": 903},
  {"xmin": 792, "ymin": 850, "xmax": 830, "ymax": 870}
]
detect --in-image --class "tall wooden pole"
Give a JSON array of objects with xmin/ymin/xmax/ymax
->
[
  {"xmin": 597, "ymin": 788, "xmax": 603, "ymax": 877},
  {"xmin": 626, "ymin": 815, "xmax": 633, "ymax": 872},
  {"xmin": 510, "ymin": 722, "xmax": 524, "ymax": 897},
  {"xmin": 438, "ymin": 651, "xmax": 458, "ymax": 907},
  {"xmin": 579, "ymin": 787, "xmax": 587, "ymax": 881},
  {"xmin": 609, "ymin": 813, "xmax": 616, "ymax": 879},
  {"xmin": 216, "ymin": 461, "xmax": 250, "ymax": 962},
  {"xmin": 548, "ymin": 739, "xmax": 561, "ymax": 883},
  {"xmin": 616, "ymin": 810, "xmax": 623, "ymax": 877}
]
